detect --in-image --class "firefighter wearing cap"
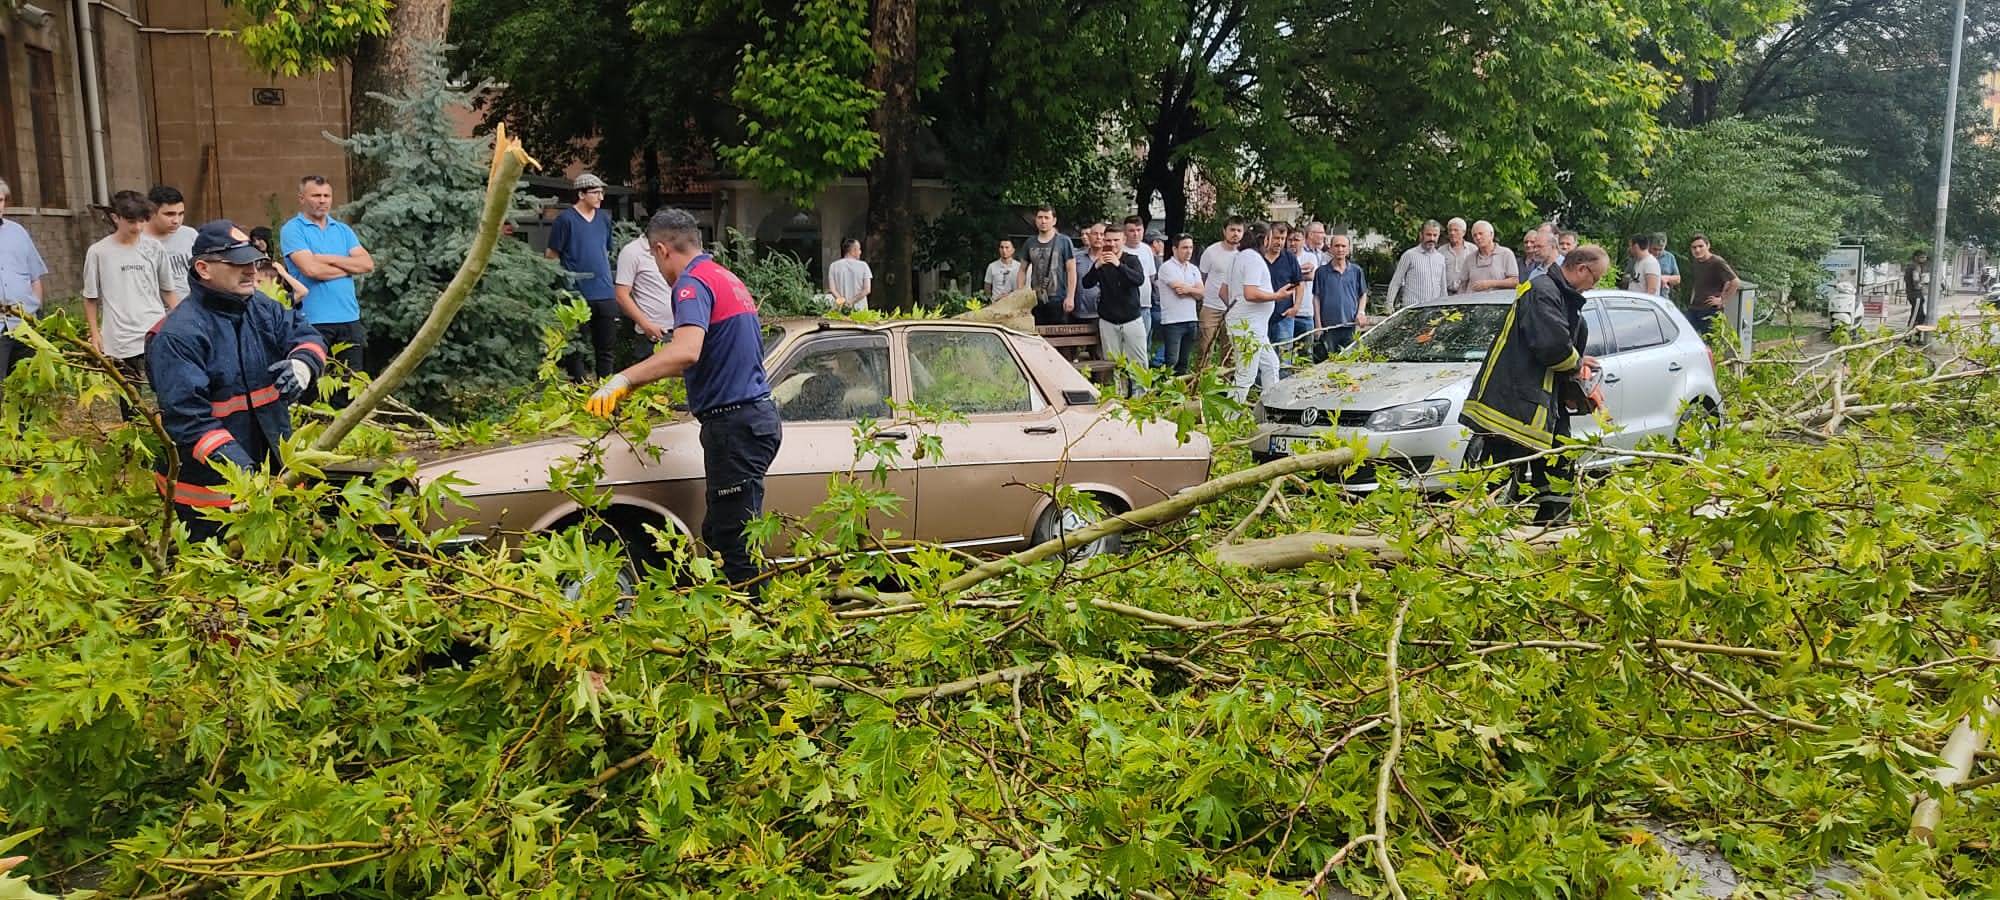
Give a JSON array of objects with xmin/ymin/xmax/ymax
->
[{"xmin": 147, "ymin": 220, "xmax": 328, "ymax": 540}]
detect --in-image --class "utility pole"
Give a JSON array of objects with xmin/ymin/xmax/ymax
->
[{"xmin": 1926, "ymin": 0, "xmax": 1970, "ymax": 326}]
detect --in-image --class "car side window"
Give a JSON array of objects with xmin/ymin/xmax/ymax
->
[
  {"xmin": 907, "ymin": 330, "xmax": 1037, "ymax": 415},
  {"xmin": 1606, "ymin": 302, "xmax": 1668, "ymax": 352},
  {"xmin": 1582, "ymin": 304, "xmax": 1612, "ymax": 358},
  {"xmin": 770, "ymin": 335, "xmax": 893, "ymax": 422}
]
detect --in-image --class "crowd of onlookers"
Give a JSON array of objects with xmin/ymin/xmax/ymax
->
[
  {"xmin": 0, "ymin": 174, "xmax": 373, "ymax": 400},
  {"xmin": 968, "ymin": 210, "xmax": 1743, "ymax": 400}
]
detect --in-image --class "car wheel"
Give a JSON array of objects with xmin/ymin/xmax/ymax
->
[
  {"xmin": 1674, "ymin": 402, "xmax": 1721, "ymax": 455},
  {"xmin": 1032, "ymin": 494, "xmax": 1123, "ymax": 562},
  {"xmin": 561, "ymin": 523, "xmax": 651, "ymax": 605}
]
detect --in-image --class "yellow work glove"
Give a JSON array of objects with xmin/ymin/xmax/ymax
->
[{"xmin": 586, "ymin": 374, "xmax": 632, "ymax": 417}]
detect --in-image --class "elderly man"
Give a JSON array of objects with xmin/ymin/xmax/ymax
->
[
  {"xmin": 1385, "ymin": 219, "xmax": 1450, "ymax": 309},
  {"xmin": 148, "ymin": 221, "xmax": 329, "ymax": 541},
  {"xmin": 1310, "ymin": 232, "xmax": 1368, "ymax": 360},
  {"xmin": 1442, "ymin": 217, "xmax": 1475, "ymax": 293},
  {"xmin": 1521, "ymin": 227, "xmax": 1562, "ymax": 283},
  {"xmin": 1458, "ymin": 221, "xmax": 1520, "ymax": 293},
  {"xmin": 1460, "ymin": 244, "xmax": 1611, "ymax": 524}
]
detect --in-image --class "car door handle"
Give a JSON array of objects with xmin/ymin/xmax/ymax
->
[
  {"xmin": 1667, "ymin": 362, "xmax": 1683, "ymax": 372},
  {"xmin": 1022, "ymin": 425, "xmax": 1058, "ymax": 435},
  {"xmin": 1603, "ymin": 373, "xmax": 1622, "ymax": 383},
  {"xmin": 872, "ymin": 430, "xmax": 909, "ymax": 440}
]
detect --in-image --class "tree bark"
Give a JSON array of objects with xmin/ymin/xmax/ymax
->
[
  {"xmin": 348, "ymin": 0, "xmax": 452, "ymax": 197},
  {"xmin": 864, "ymin": 0, "xmax": 919, "ymax": 312},
  {"xmin": 1688, "ymin": 78, "xmax": 1720, "ymax": 126}
]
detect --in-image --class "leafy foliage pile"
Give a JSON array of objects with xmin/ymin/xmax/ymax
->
[
  {"xmin": 338, "ymin": 46, "xmax": 568, "ymax": 418},
  {"xmin": 2, "ymin": 316, "xmax": 2000, "ymax": 898}
]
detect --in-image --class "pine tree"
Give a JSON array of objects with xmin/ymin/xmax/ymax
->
[{"xmin": 336, "ymin": 43, "xmax": 566, "ymax": 417}]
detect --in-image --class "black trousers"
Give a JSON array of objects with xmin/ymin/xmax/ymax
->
[
  {"xmin": 566, "ymin": 299, "xmax": 624, "ymax": 380},
  {"xmin": 1472, "ymin": 419, "xmax": 1574, "ymax": 524},
  {"xmin": 1314, "ymin": 325, "xmax": 1356, "ymax": 362},
  {"xmin": 113, "ymin": 352, "xmax": 147, "ymax": 421},
  {"xmin": 697, "ymin": 397, "xmax": 783, "ymax": 587},
  {"xmin": 313, "ymin": 320, "xmax": 368, "ymax": 408},
  {"xmin": 0, "ymin": 331, "xmax": 33, "ymax": 399}
]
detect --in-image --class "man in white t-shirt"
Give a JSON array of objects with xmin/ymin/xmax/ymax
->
[
  {"xmin": 826, "ymin": 238, "xmax": 873, "ymax": 310},
  {"xmin": 613, "ymin": 235, "xmax": 675, "ymax": 345},
  {"xmin": 983, "ymin": 238, "xmax": 1025, "ymax": 300},
  {"xmin": 1624, "ymin": 235, "xmax": 1661, "ymax": 296},
  {"xmin": 83, "ymin": 190, "xmax": 180, "ymax": 415},
  {"xmin": 1221, "ymin": 221, "xmax": 1288, "ymax": 401},
  {"xmin": 1198, "ymin": 216, "xmax": 1246, "ymax": 369},
  {"xmin": 1156, "ymin": 234, "xmax": 1203, "ymax": 374},
  {"xmin": 1121, "ymin": 216, "xmax": 1157, "ymax": 362}
]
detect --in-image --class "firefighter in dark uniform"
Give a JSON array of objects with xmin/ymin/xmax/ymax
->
[
  {"xmin": 585, "ymin": 209, "xmax": 782, "ymax": 588},
  {"xmin": 1459, "ymin": 243, "xmax": 1610, "ymax": 523},
  {"xmin": 148, "ymin": 221, "xmax": 328, "ymax": 541}
]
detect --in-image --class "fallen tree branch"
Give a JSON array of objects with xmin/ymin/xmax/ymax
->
[
  {"xmin": 296, "ymin": 125, "xmax": 538, "ymax": 471},
  {"xmin": 1373, "ymin": 595, "xmax": 1412, "ymax": 900},
  {"xmin": 1215, "ymin": 527, "xmax": 1576, "ymax": 572},
  {"xmin": 1910, "ymin": 638, "xmax": 2000, "ymax": 843},
  {"xmin": 0, "ymin": 502, "xmax": 138, "ymax": 530}
]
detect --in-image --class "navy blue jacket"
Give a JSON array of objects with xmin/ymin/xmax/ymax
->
[{"xmin": 146, "ymin": 280, "xmax": 327, "ymax": 506}]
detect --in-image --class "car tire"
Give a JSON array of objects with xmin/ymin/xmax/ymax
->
[
  {"xmin": 1674, "ymin": 402, "xmax": 1721, "ymax": 455},
  {"xmin": 1032, "ymin": 494, "xmax": 1124, "ymax": 562},
  {"xmin": 560, "ymin": 522, "xmax": 655, "ymax": 605}
]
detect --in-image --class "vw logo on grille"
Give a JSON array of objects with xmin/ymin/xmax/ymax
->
[{"xmin": 1299, "ymin": 407, "xmax": 1321, "ymax": 427}]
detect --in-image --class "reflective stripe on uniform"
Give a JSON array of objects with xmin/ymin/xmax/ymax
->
[
  {"xmin": 293, "ymin": 341, "xmax": 327, "ymax": 364},
  {"xmin": 192, "ymin": 429, "xmax": 235, "ymax": 461},
  {"xmin": 153, "ymin": 472, "xmax": 233, "ymax": 508},
  {"xmin": 209, "ymin": 385, "xmax": 281, "ymax": 417}
]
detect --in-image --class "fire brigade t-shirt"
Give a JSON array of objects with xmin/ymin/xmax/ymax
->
[{"xmin": 671, "ymin": 253, "xmax": 771, "ymax": 415}]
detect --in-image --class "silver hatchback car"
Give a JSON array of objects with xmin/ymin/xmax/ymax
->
[{"xmin": 1251, "ymin": 289, "xmax": 1723, "ymax": 489}]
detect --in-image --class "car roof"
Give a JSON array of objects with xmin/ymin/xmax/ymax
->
[
  {"xmin": 1399, "ymin": 289, "xmax": 1676, "ymax": 309},
  {"xmin": 767, "ymin": 317, "xmax": 1037, "ymax": 338}
]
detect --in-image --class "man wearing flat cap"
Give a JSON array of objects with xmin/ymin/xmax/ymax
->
[
  {"xmin": 548, "ymin": 173, "xmax": 620, "ymax": 379},
  {"xmin": 147, "ymin": 220, "xmax": 328, "ymax": 541}
]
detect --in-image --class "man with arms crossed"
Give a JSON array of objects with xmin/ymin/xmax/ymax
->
[
  {"xmin": 282, "ymin": 175, "xmax": 375, "ymax": 380},
  {"xmin": 586, "ymin": 210, "xmax": 782, "ymax": 589}
]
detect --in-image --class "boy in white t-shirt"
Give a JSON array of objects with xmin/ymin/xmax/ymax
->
[
  {"xmin": 1221, "ymin": 222, "xmax": 1288, "ymax": 401},
  {"xmin": 82, "ymin": 190, "xmax": 180, "ymax": 401}
]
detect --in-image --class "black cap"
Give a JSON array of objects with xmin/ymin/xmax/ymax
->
[{"xmin": 190, "ymin": 219, "xmax": 268, "ymax": 265}]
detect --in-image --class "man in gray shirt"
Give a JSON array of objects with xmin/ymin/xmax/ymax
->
[
  {"xmin": 1025, "ymin": 205, "xmax": 1078, "ymax": 325},
  {"xmin": 145, "ymin": 185, "xmax": 199, "ymax": 298},
  {"xmin": 983, "ymin": 238, "xmax": 1025, "ymax": 300},
  {"xmin": 826, "ymin": 238, "xmax": 873, "ymax": 310}
]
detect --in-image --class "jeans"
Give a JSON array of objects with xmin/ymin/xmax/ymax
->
[
  {"xmin": 1032, "ymin": 301, "xmax": 1069, "ymax": 326},
  {"xmin": 1315, "ymin": 325, "xmax": 1356, "ymax": 362},
  {"xmin": 1228, "ymin": 318, "xmax": 1280, "ymax": 402},
  {"xmin": 1148, "ymin": 304, "xmax": 1167, "ymax": 367},
  {"xmin": 1158, "ymin": 321, "xmax": 1198, "ymax": 374},
  {"xmin": 1097, "ymin": 316, "xmax": 1149, "ymax": 397},
  {"xmin": 697, "ymin": 397, "xmax": 783, "ymax": 587},
  {"xmin": 566, "ymin": 299, "xmax": 624, "ymax": 380},
  {"xmin": 1268, "ymin": 313, "xmax": 1298, "ymax": 347}
]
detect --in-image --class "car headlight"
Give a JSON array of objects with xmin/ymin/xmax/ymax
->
[{"xmin": 1365, "ymin": 399, "xmax": 1451, "ymax": 432}]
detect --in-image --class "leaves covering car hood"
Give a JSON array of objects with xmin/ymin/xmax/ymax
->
[{"xmin": 1263, "ymin": 361, "xmax": 1481, "ymax": 413}]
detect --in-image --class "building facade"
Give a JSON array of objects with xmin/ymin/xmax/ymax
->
[{"xmin": 2, "ymin": 0, "xmax": 350, "ymax": 298}]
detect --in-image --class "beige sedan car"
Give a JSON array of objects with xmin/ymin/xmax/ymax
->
[{"xmin": 393, "ymin": 319, "xmax": 1212, "ymax": 565}]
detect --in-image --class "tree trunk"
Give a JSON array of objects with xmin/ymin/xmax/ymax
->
[
  {"xmin": 348, "ymin": 0, "xmax": 452, "ymax": 198},
  {"xmin": 1161, "ymin": 161, "xmax": 1189, "ymax": 238},
  {"xmin": 1688, "ymin": 78, "xmax": 1720, "ymax": 126},
  {"xmin": 864, "ymin": 0, "xmax": 919, "ymax": 312}
]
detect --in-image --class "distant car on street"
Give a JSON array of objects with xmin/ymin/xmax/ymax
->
[
  {"xmin": 1250, "ymin": 289, "xmax": 1722, "ymax": 490},
  {"xmin": 369, "ymin": 319, "xmax": 1212, "ymax": 572}
]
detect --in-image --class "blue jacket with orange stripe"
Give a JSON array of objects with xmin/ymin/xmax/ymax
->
[{"xmin": 146, "ymin": 279, "xmax": 328, "ymax": 502}]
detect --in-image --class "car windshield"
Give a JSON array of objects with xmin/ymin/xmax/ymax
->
[{"xmin": 1361, "ymin": 303, "xmax": 1510, "ymax": 363}]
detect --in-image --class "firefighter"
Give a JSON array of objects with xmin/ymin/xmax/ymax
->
[
  {"xmin": 147, "ymin": 221, "xmax": 328, "ymax": 541},
  {"xmin": 1459, "ymin": 244, "xmax": 1610, "ymax": 524}
]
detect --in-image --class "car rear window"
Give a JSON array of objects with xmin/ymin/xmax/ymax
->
[{"xmin": 1361, "ymin": 303, "xmax": 1511, "ymax": 362}]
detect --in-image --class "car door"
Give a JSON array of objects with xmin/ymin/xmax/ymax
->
[
  {"xmin": 762, "ymin": 331, "xmax": 919, "ymax": 550},
  {"xmin": 905, "ymin": 326, "xmax": 1067, "ymax": 548},
  {"xmin": 1572, "ymin": 301, "xmax": 1617, "ymax": 443},
  {"xmin": 1599, "ymin": 298, "xmax": 1685, "ymax": 445}
]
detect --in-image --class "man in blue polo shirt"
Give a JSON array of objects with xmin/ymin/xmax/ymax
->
[
  {"xmin": 585, "ymin": 209, "xmax": 780, "ymax": 589},
  {"xmin": 280, "ymin": 174, "xmax": 374, "ymax": 386},
  {"xmin": 548, "ymin": 173, "xmax": 619, "ymax": 379}
]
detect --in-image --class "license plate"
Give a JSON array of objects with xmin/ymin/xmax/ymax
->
[{"xmin": 1272, "ymin": 435, "xmax": 1316, "ymax": 454}]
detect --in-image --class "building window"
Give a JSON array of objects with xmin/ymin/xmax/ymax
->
[
  {"xmin": 26, "ymin": 47, "xmax": 64, "ymax": 208},
  {"xmin": 0, "ymin": 37, "xmax": 21, "ymax": 195}
]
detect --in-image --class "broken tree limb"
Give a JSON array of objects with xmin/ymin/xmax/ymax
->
[
  {"xmin": 1910, "ymin": 638, "xmax": 2000, "ymax": 843},
  {"xmin": 853, "ymin": 447, "xmax": 1357, "ymax": 603},
  {"xmin": 299, "ymin": 124, "xmax": 539, "ymax": 466},
  {"xmin": 1214, "ymin": 526, "xmax": 1576, "ymax": 572}
]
